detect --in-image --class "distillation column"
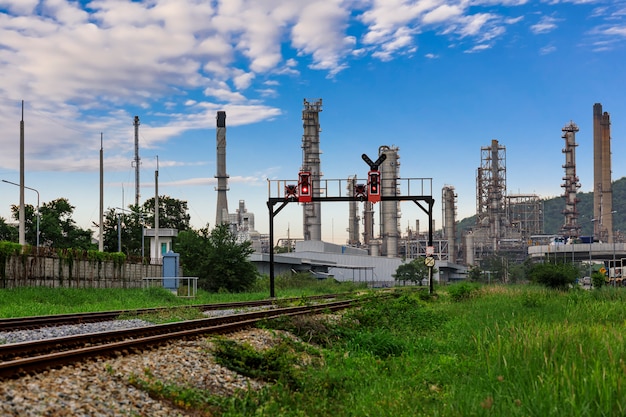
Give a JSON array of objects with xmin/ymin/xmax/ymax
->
[
  {"xmin": 362, "ymin": 201, "xmax": 374, "ymax": 247},
  {"xmin": 442, "ymin": 186, "xmax": 457, "ymax": 263},
  {"xmin": 302, "ymin": 99, "xmax": 323, "ymax": 241},
  {"xmin": 477, "ymin": 140, "xmax": 506, "ymax": 251},
  {"xmin": 347, "ymin": 176, "xmax": 360, "ymax": 246},
  {"xmin": 379, "ymin": 145, "xmax": 400, "ymax": 257},
  {"xmin": 593, "ymin": 103, "xmax": 613, "ymax": 243},
  {"xmin": 215, "ymin": 111, "xmax": 229, "ymax": 226},
  {"xmin": 560, "ymin": 121, "xmax": 581, "ymax": 238}
]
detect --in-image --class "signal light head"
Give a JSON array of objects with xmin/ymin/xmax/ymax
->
[
  {"xmin": 298, "ymin": 171, "xmax": 312, "ymax": 202},
  {"xmin": 368, "ymin": 170, "xmax": 381, "ymax": 203}
]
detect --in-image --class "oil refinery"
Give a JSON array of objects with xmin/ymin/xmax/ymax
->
[{"xmin": 214, "ymin": 101, "xmax": 624, "ymax": 286}]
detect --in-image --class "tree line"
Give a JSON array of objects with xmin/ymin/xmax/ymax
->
[{"xmin": 0, "ymin": 196, "xmax": 258, "ymax": 293}]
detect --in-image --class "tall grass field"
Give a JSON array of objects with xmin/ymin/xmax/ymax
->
[
  {"xmin": 2, "ymin": 282, "xmax": 625, "ymax": 416},
  {"xmin": 219, "ymin": 284, "xmax": 626, "ymax": 416}
]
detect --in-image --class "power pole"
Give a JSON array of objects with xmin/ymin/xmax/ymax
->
[{"xmin": 133, "ymin": 116, "xmax": 141, "ymax": 207}]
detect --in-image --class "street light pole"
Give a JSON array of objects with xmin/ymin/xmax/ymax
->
[
  {"xmin": 116, "ymin": 208, "xmax": 145, "ymax": 258},
  {"xmin": 611, "ymin": 211, "xmax": 618, "ymax": 286},
  {"xmin": 117, "ymin": 213, "xmax": 122, "ymax": 253},
  {"xmin": 589, "ymin": 218, "xmax": 597, "ymax": 283},
  {"xmin": 2, "ymin": 179, "xmax": 39, "ymax": 249}
]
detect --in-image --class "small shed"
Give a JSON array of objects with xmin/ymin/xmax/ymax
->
[{"xmin": 144, "ymin": 228, "xmax": 178, "ymax": 264}]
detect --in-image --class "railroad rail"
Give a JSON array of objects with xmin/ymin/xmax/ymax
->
[
  {"xmin": 0, "ymin": 298, "xmax": 360, "ymax": 379},
  {"xmin": 0, "ymin": 293, "xmax": 348, "ymax": 332}
]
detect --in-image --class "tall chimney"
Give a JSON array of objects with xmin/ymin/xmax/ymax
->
[
  {"xmin": 215, "ymin": 111, "xmax": 229, "ymax": 226},
  {"xmin": 593, "ymin": 103, "xmax": 613, "ymax": 242}
]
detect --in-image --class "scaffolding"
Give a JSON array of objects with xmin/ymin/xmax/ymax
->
[{"xmin": 507, "ymin": 194, "xmax": 543, "ymax": 240}]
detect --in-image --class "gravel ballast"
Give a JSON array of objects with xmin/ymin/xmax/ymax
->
[{"xmin": 0, "ymin": 321, "xmax": 287, "ymax": 416}]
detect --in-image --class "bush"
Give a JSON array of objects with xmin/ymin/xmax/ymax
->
[
  {"xmin": 591, "ymin": 272, "xmax": 606, "ymax": 289},
  {"xmin": 447, "ymin": 282, "xmax": 480, "ymax": 302},
  {"xmin": 529, "ymin": 262, "xmax": 578, "ymax": 289}
]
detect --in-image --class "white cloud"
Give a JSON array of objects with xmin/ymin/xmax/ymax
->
[
  {"xmin": 0, "ymin": 0, "xmax": 615, "ymax": 175},
  {"xmin": 602, "ymin": 25, "xmax": 626, "ymax": 37},
  {"xmin": 531, "ymin": 16, "xmax": 558, "ymax": 34},
  {"xmin": 422, "ymin": 4, "xmax": 463, "ymax": 24},
  {"xmin": 464, "ymin": 43, "xmax": 492, "ymax": 53},
  {"xmin": 0, "ymin": 0, "xmax": 39, "ymax": 15},
  {"xmin": 290, "ymin": 0, "xmax": 354, "ymax": 75},
  {"xmin": 539, "ymin": 44, "xmax": 557, "ymax": 54},
  {"xmin": 232, "ymin": 70, "xmax": 255, "ymax": 90}
]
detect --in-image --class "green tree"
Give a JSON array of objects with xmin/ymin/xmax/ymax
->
[
  {"xmin": 7, "ymin": 204, "xmax": 37, "ymax": 245},
  {"xmin": 393, "ymin": 257, "xmax": 432, "ymax": 285},
  {"xmin": 142, "ymin": 196, "xmax": 190, "ymax": 231},
  {"xmin": 177, "ymin": 224, "xmax": 258, "ymax": 293},
  {"xmin": 101, "ymin": 196, "xmax": 189, "ymax": 256},
  {"xmin": 528, "ymin": 262, "xmax": 578, "ymax": 289},
  {"xmin": 0, "ymin": 216, "xmax": 18, "ymax": 242},
  {"xmin": 102, "ymin": 206, "xmax": 146, "ymax": 256},
  {"xmin": 12, "ymin": 198, "xmax": 93, "ymax": 249},
  {"xmin": 480, "ymin": 254, "xmax": 508, "ymax": 283},
  {"xmin": 467, "ymin": 265, "xmax": 482, "ymax": 282}
]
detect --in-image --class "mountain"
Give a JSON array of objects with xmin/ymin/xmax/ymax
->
[{"xmin": 456, "ymin": 177, "xmax": 626, "ymax": 239}]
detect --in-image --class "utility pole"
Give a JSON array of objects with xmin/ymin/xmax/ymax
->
[
  {"xmin": 155, "ymin": 156, "xmax": 159, "ymax": 263},
  {"xmin": 99, "ymin": 133, "xmax": 104, "ymax": 252},
  {"xmin": 19, "ymin": 100, "xmax": 25, "ymax": 245},
  {"xmin": 133, "ymin": 116, "xmax": 141, "ymax": 208}
]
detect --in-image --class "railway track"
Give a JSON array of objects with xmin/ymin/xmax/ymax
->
[
  {"xmin": 0, "ymin": 293, "xmax": 347, "ymax": 331},
  {"xmin": 0, "ymin": 298, "xmax": 360, "ymax": 379}
]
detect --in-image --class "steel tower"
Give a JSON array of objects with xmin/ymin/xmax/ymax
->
[{"xmin": 561, "ymin": 121, "xmax": 581, "ymax": 238}]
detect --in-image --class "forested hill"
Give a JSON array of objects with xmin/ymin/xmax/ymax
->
[{"xmin": 456, "ymin": 176, "xmax": 626, "ymax": 238}]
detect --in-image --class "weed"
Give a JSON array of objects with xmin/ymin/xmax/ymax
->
[
  {"xmin": 210, "ymin": 335, "xmax": 321, "ymax": 390},
  {"xmin": 117, "ymin": 306, "xmax": 205, "ymax": 324},
  {"xmin": 128, "ymin": 370, "xmax": 219, "ymax": 416},
  {"xmin": 447, "ymin": 281, "xmax": 480, "ymax": 301}
]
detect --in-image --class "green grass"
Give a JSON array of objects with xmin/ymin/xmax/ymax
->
[
  {"xmin": 211, "ymin": 285, "xmax": 626, "ymax": 416},
  {"xmin": 0, "ymin": 275, "xmax": 366, "ymax": 317},
  {"xmin": 8, "ymin": 282, "xmax": 623, "ymax": 416}
]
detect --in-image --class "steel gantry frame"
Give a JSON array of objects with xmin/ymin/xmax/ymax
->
[{"xmin": 267, "ymin": 190, "xmax": 435, "ymax": 298}]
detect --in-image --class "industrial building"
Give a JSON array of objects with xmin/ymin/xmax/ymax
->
[
  {"xmin": 211, "ymin": 100, "xmax": 620, "ymax": 285},
  {"xmin": 461, "ymin": 139, "xmax": 543, "ymax": 266}
]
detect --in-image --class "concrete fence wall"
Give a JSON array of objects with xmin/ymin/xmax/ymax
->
[{"xmin": 0, "ymin": 255, "xmax": 162, "ymax": 289}]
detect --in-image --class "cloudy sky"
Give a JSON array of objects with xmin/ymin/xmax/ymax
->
[{"xmin": 0, "ymin": 0, "xmax": 625, "ymax": 244}]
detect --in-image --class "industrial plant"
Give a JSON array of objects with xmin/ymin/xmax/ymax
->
[{"xmin": 209, "ymin": 100, "xmax": 622, "ymax": 285}]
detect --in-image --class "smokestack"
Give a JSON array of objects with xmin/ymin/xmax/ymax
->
[
  {"xmin": 215, "ymin": 111, "xmax": 229, "ymax": 226},
  {"xmin": 593, "ymin": 103, "xmax": 613, "ymax": 242},
  {"xmin": 442, "ymin": 186, "xmax": 457, "ymax": 263}
]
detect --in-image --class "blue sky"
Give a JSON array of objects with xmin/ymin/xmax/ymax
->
[{"xmin": 0, "ymin": 0, "xmax": 625, "ymax": 245}]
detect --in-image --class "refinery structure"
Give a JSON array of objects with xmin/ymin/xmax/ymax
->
[
  {"xmin": 210, "ymin": 100, "xmax": 621, "ymax": 285},
  {"xmin": 7, "ymin": 97, "xmax": 620, "ymax": 286}
]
